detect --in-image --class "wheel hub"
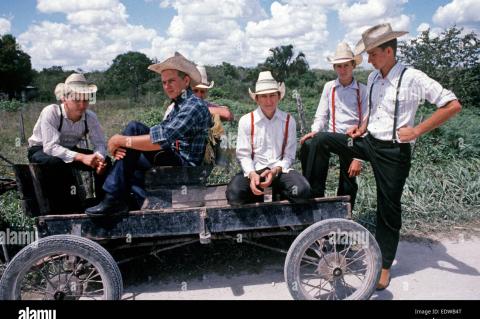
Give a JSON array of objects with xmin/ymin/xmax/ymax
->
[{"xmin": 316, "ymin": 252, "xmax": 347, "ymax": 281}]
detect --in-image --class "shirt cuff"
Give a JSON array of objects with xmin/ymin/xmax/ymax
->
[
  {"xmin": 150, "ymin": 125, "xmax": 171, "ymax": 150},
  {"xmin": 64, "ymin": 150, "xmax": 78, "ymax": 163}
]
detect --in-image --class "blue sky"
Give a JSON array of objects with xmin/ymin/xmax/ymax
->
[{"xmin": 0, "ymin": 0, "xmax": 478, "ymax": 71}]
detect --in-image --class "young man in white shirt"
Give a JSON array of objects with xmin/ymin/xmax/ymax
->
[
  {"xmin": 27, "ymin": 73, "xmax": 109, "ymax": 211},
  {"xmin": 300, "ymin": 42, "xmax": 367, "ymax": 209},
  {"xmin": 226, "ymin": 71, "xmax": 311, "ymax": 205},
  {"xmin": 312, "ymin": 24, "xmax": 461, "ymax": 290}
]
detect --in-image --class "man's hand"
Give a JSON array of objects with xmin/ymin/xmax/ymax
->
[
  {"xmin": 113, "ymin": 147, "xmax": 127, "ymax": 160},
  {"xmin": 248, "ymin": 171, "xmax": 264, "ymax": 195},
  {"xmin": 76, "ymin": 153, "xmax": 103, "ymax": 169},
  {"xmin": 346, "ymin": 125, "xmax": 365, "ymax": 139},
  {"xmin": 108, "ymin": 134, "xmax": 124, "ymax": 156},
  {"xmin": 348, "ymin": 159, "xmax": 362, "ymax": 177},
  {"xmin": 397, "ymin": 126, "xmax": 419, "ymax": 143},
  {"xmin": 95, "ymin": 160, "xmax": 107, "ymax": 175},
  {"xmin": 300, "ymin": 132, "xmax": 316, "ymax": 145},
  {"xmin": 259, "ymin": 169, "xmax": 276, "ymax": 189}
]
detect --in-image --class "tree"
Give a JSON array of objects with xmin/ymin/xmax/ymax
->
[
  {"xmin": 0, "ymin": 34, "xmax": 33, "ymax": 99},
  {"xmin": 106, "ymin": 51, "xmax": 154, "ymax": 101},
  {"xmin": 263, "ymin": 44, "xmax": 310, "ymax": 82},
  {"xmin": 33, "ymin": 66, "xmax": 71, "ymax": 101},
  {"xmin": 399, "ymin": 26, "xmax": 480, "ymax": 108}
]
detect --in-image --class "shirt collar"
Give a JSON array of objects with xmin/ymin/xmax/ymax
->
[
  {"xmin": 253, "ymin": 106, "xmax": 286, "ymax": 123},
  {"xmin": 172, "ymin": 88, "xmax": 193, "ymax": 106},
  {"xmin": 61, "ymin": 103, "xmax": 86, "ymax": 122},
  {"xmin": 373, "ymin": 61, "xmax": 405, "ymax": 85},
  {"xmin": 334, "ymin": 78, "xmax": 359, "ymax": 89}
]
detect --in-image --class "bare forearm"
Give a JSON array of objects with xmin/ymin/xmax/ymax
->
[
  {"xmin": 414, "ymin": 100, "xmax": 461, "ymax": 138},
  {"xmin": 209, "ymin": 107, "xmax": 234, "ymax": 121},
  {"xmin": 119, "ymin": 134, "xmax": 162, "ymax": 151}
]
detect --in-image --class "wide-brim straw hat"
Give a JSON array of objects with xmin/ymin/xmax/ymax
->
[
  {"xmin": 248, "ymin": 71, "xmax": 285, "ymax": 101},
  {"xmin": 354, "ymin": 23, "xmax": 408, "ymax": 55},
  {"xmin": 54, "ymin": 73, "xmax": 97, "ymax": 100},
  {"xmin": 193, "ymin": 65, "xmax": 214, "ymax": 89},
  {"xmin": 148, "ymin": 52, "xmax": 201, "ymax": 84},
  {"xmin": 327, "ymin": 42, "xmax": 363, "ymax": 66}
]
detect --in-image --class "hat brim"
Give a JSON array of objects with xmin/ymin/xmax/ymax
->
[
  {"xmin": 327, "ymin": 55, "xmax": 363, "ymax": 67},
  {"xmin": 54, "ymin": 83, "xmax": 97, "ymax": 100},
  {"xmin": 148, "ymin": 61, "xmax": 202, "ymax": 85},
  {"xmin": 194, "ymin": 81, "xmax": 214, "ymax": 89},
  {"xmin": 354, "ymin": 31, "xmax": 408, "ymax": 55},
  {"xmin": 249, "ymin": 83, "xmax": 286, "ymax": 101}
]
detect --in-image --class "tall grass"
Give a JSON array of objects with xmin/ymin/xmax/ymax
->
[{"xmin": 1, "ymin": 98, "xmax": 479, "ymax": 237}]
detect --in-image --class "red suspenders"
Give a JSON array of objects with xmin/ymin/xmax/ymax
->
[
  {"xmin": 250, "ymin": 112, "xmax": 290, "ymax": 161},
  {"xmin": 331, "ymin": 83, "xmax": 362, "ymax": 133}
]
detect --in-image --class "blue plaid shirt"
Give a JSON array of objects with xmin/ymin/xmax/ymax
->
[{"xmin": 150, "ymin": 88, "xmax": 213, "ymax": 166}]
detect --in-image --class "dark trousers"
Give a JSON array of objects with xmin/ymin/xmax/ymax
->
[
  {"xmin": 226, "ymin": 169, "xmax": 311, "ymax": 205},
  {"xmin": 102, "ymin": 121, "xmax": 183, "ymax": 205},
  {"xmin": 310, "ymin": 132, "xmax": 411, "ymax": 269},
  {"xmin": 300, "ymin": 138, "xmax": 358, "ymax": 209},
  {"xmin": 27, "ymin": 145, "xmax": 111, "ymax": 211}
]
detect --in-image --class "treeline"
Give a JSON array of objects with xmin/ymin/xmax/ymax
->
[{"xmin": 0, "ymin": 26, "xmax": 478, "ymax": 108}]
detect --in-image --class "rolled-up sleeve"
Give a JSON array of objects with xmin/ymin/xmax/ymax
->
[{"xmin": 414, "ymin": 70, "xmax": 457, "ymax": 108}]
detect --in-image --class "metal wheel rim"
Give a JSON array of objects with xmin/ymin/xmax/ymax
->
[
  {"xmin": 14, "ymin": 253, "xmax": 108, "ymax": 300},
  {"xmin": 296, "ymin": 231, "xmax": 374, "ymax": 300}
]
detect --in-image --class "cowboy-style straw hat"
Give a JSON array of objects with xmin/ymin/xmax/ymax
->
[
  {"xmin": 327, "ymin": 42, "xmax": 363, "ymax": 66},
  {"xmin": 148, "ymin": 52, "xmax": 201, "ymax": 84},
  {"xmin": 193, "ymin": 65, "xmax": 214, "ymax": 89},
  {"xmin": 54, "ymin": 73, "xmax": 97, "ymax": 100},
  {"xmin": 354, "ymin": 23, "xmax": 408, "ymax": 55},
  {"xmin": 248, "ymin": 71, "xmax": 286, "ymax": 101}
]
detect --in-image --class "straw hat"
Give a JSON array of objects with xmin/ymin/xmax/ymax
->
[
  {"xmin": 248, "ymin": 71, "xmax": 285, "ymax": 101},
  {"xmin": 148, "ymin": 52, "xmax": 201, "ymax": 84},
  {"xmin": 354, "ymin": 23, "xmax": 408, "ymax": 55},
  {"xmin": 327, "ymin": 42, "xmax": 362, "ymax": 66},
  {"xmin": 193, "ymin": 66, "xmax": 214, "ymax": 89},
  {"xmin": 54, "ymin": 73, "xmax": 97, "ymax": 100}
]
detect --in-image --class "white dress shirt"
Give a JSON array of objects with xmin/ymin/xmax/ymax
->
[
  {"xmin": 236, "ymin": 107, "xmax": 297, "ymax": 177},
  {"xmin": 311, "ymin": 78, "xmax": 368, "ymax": 134},
  {"xmin": 28, "ymin": 104, "xmax": 107, "ymax": 163},
  {"xmin": 367, "ymin": 62, "xmax": 457, "ymax": 142}
]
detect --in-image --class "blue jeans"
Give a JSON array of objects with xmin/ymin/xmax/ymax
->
[{"xmin": 102, "ymin": 121, "xmax": 183, "ymax": 203}]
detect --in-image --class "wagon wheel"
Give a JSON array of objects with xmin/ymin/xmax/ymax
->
[
  {"xmin": 285, "ymin": 218, "xmax": 381, "ymax": 300},
  {"xmin": 0, "ymin": 235, "xmax": 123, "ymax": 300}
]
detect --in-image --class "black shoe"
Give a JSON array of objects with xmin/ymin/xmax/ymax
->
[{"xmin": 85, "ymin": 195, "xmax": 129, "ymax": 217}]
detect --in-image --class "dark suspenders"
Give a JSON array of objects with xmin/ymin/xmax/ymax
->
[
  {"xmin": 367, "ymin": 68, "xmax": 408, "ymax": 141},
  {"xmin": 57, "ymin": 104, "xmax": 90, "ymax": 148}
]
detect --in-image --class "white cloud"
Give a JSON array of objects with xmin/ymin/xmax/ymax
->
[
  {"xmin": 0, "ymin": 18, "xmax": 11, "ymax": 35},
  {"xmin": 18, "ymin": 0, "xmax": 157, "ymax": 70},
  {"xmin": 337, "ymin": 0, "xmax": 411, "ymax": 67},
  {"xmin": 433, "ymin": 0, "xmax": 480, "ymax": 27}
]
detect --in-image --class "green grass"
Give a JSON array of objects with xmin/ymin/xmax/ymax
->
[{"xmin": 1, "ymin": 97, "xmax": 479, "ymax": 239}]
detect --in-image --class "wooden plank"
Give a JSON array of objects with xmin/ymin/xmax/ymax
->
[
  {"xmin": 145, "ymin": 165, "xmax": 214, "ymax": 189},
  {"xmin": 37, "ymin": 197, "xmax": 351, "ymax": 241}
]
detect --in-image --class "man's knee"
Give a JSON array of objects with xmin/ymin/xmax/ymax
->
[
  {"xmin": 287, "ymin": 172, "xmax": 311, "ymax": 200},
  {"xmin": 123, "ymin": 121, "xmax": 149, "ymax": 136}
]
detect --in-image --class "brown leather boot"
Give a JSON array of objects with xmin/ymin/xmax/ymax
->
[{"xmin": 376, "ymin": 268, "xmax": 391, "ymax": 290}]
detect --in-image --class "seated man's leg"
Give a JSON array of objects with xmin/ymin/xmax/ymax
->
[
  {"xmin": 102, "ymin": 121, "xmax": 152, "ymax": 199},
  {"xmin": 272, "ymin": 170, "xmax": 311, "ymax": 203},
  {"xmin": 87, "ymin": 121, "xmax": 152, "ymax": 216},
  {"xmin": 300, "ymin": 138, "xmax": 331, "ymax": 198},
  {"xmin": 226, "ymin": 172, "xmax": 264, "ymax": 205},
  {"xmin": 309, "ymin": 132, "xmax": 368, "ymax": 199},
  {"xmin": 337, "ymin": 155, "xmax": 358, "ymax": 210},
  {"xmin": 28, "ymin": 146, "xmax": 65, "ymax": 166}
]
